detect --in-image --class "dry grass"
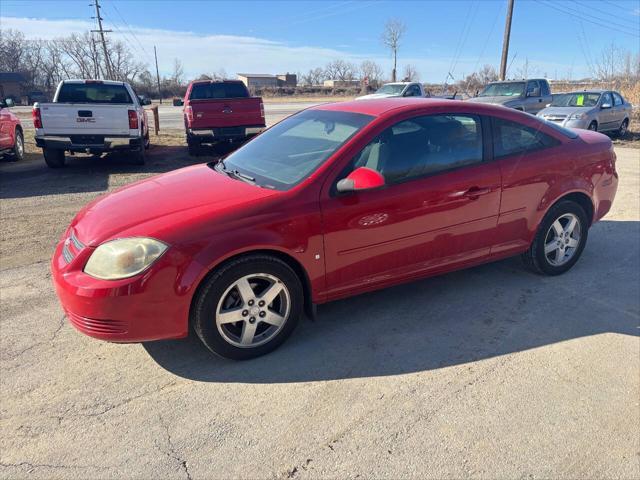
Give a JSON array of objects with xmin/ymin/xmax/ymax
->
[{"xmin": 263, "ymin": 95, "xmax": 356, "ymax": 103}]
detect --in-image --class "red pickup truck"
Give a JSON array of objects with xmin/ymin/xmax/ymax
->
[{"xmin": 183, "ymin": 80, "xmax": 265, "ymax": 155}]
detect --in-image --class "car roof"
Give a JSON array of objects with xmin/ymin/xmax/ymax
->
[
  {"xmin": 559, "ymin": 89, "xmax": 607, "ymax": 94},
  {"xmin": 62, "ymin": 79, "xmax": 126, "ymax": 86},
  {"xmin": 312, "ymin": 97, "xmax": 501, "ymax": 117}
]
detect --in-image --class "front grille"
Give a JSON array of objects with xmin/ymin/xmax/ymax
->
[
  {"xmin": 544, "ymin": 115, "xmax": 567, "ymax": 122},
  {"xmin": 67, "ymin": 311, "xmax": 128, "ymax": 335},
  {"xmin": 62, "ymin": 231, "xmax": 85, "ymax": 264}
]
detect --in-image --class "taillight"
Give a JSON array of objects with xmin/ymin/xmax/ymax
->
[
  {"xmin": 260, "ymin": 101, "xmax": 265, "ymax": 119},
  {"xmin": 128, "ymin": 110, "xmax": 138, "ymax": 129},
  {"xmin": 184, "ymin": 105, "xmax": 193, "ymax": 123},
  {"xmin": 32, "ymin": 106, "xmax": 43, "ymax": 129}
]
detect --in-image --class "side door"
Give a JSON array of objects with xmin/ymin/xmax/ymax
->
[
  {"xmin": 0, "ymin": 107, "xmax": 11, "ymax": 148},
  {"xmin": 611, "ymin": 92, "xmax": 626, "ymax": 128},
  {"xmin": 524, "ymin": 81, "xmax": 544, "ymax": 114},
  {"xmin": 490, "ymin": 115, "xmax": 566, "ymax": 255},
  {"xmin": 320, "ymin": 113, "xmax": 501, "ymax": 300},
  {"xmin": 598, "ymin": 92, "xmax": 615, "ymax": 131}
]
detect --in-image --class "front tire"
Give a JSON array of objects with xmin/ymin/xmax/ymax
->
[
  {"xmin": 10, "ymin": 129, "xmax": 24, "ymax": 161},
  {"xmin": 522, "ymin": 200, "xmax": 589, "ymax": 275},
  {"xmin": 43, "ymin": 148, "xmax": 66, "ymax": 168},
  {"xmin": 588, "ymin": 121, "xmax": 598, "ymax": 131},
  {"xmin": 192, "ymin": 255, "xmax": 303, "ymax": 360}
]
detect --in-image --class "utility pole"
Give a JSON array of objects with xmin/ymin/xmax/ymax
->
[
  {"xmin": 154, "ymin": 46, "xmax": 162, "ymax": 104},
  {"xmin": 499, "ymin": 0, "xmax": 515, "ymax": 80},
  {"xmin": 91, "ymin": 0, "xmax": 114, "ymax": 79}
]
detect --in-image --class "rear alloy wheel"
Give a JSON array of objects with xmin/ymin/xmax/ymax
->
[
  {"xmin": 588, "ymin": 121, "xmax": 598, "ymax": 131},
  {"xmin": 192, "ymin": 255, "xmax": 303, "ymax": 360},
  {"xmin": 10, "ymin": 129, "xmax": 24, "ymax": 161},
  {"xmin": 617, "ymin": 119, "xmax": 629, "ymax": 137},
  {"xmin": 43, "ymin": 148, "xmax": 66, "ymax": 168},
  {"xmin": 522, "ymin": 200, "xmax": 589, "ymax": 275}
]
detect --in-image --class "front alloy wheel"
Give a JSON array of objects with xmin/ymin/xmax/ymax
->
[
  {"xmin": 192, "ymin": 255, "xmax": 303, "ymax": 359},
  {"xmin": 216, "ymin": 273, "xmax": 291, "ymax": 348}
]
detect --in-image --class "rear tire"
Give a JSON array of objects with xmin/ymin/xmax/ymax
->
[
  {"xmin": 9, "ymin": 129, "xmax": 24, "ymax": 161},
  {"xmin": 588, "ymin": 121, "xmax": 598, "ymax": 131},
  {"xmin": 143, "ymin": 129, "xmax": 150, "ymax": 150},
  {"xmin": 522, "ymin": 200, "xmax": 589, "ymax": 276},
  {"xmin": 187, "ymin": 137, "xmax": 202, "ymax": 156},
  {"xmin": 130, "ymin": 147, "xmax": 145, "ymax": 165},
  {"xmin": 43, "ymin": 148, "xmax": 66, "ymax": 168},
  {"xmin": 192, "ymin": 255, "xmax": 303, "ymax": 360},
  {"xmin": 616, "ymin": 119, "xmax": 629, "ymax": 138}
]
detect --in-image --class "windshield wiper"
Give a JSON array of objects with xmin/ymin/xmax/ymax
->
[{"xmin": 214, "ymin": 161, "xmax": 257, "ymax": 185}]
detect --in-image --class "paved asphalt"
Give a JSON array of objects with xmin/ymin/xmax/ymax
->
[{"xmin": 0, "ymin": 140, "xmax": 638, "ymax": 478}]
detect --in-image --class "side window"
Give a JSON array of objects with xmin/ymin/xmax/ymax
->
[
  {"xmin": 492, "ymin": 117, "xmax": 559, "ymax": 158},
  {"xmin": 351, "ymin": 114, "xmax": 483, "ymax": 184},
  {"xmin": 526, "ymin": 81, "xmax": 540, "ymax": 96},
  {"xmin": 613, "ymin": 93, "xmax": 623, "ymax": 106},
  {"xmin": 601, "ymin": 92, "xmax": 613, "ymax": 106},
  {"xmin": 540, "ymin": 81, "xmax": 550, "ymax": 96}
]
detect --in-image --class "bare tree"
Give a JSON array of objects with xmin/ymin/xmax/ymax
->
[
  {"xmin": 459, "ymin": 64, "xmax": 499, "ymax": 94},
  {"xmin": 0, "ymin": 29, "xmax": 26, "ymax": 72},
  {"xmin": 300, "ymin": 67, "xmax": 326, "ymax": 86},
  {"xmin": 381, "ymin": 19, "xmax": 406, "ymax": 82},
  {"xmin": 324, "ymin": 60, "xmax": 357, "ymax": 81},
  {"xmin": 402, "ymin": 64, "xmax": 419, "ymax": 82},
  {"xmin": 359, "ymin": 60, "xmax": 384, "ymax": 86}
]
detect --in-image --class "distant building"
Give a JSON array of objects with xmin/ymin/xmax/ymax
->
[
  {"xmin": 237, "ymin": 73, "xmax": 297, "ymax": 89},
  {"xmin": 0, "ymin": 72, "xmax": 26, "ymax": 100},
  {"xmin": 323, "ymin": 79, "xmax": 360, "ymax": 88}
]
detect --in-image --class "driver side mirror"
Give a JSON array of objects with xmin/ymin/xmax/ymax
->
[
  {"xmin": 336, "ymin": 167, "xmax": 385, "ymax": 193},
  {"xmin": 601, "ymin": 103, "xmax": 612, "ymax": 109}
]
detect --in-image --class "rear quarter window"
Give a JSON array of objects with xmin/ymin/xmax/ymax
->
[
  {"xmin": 189, "ymin": 82, "xmax": 249, "ymax": 100},
  {"xmin": 492, "ymin": 117, "xmax": 561, "ymax": 158},
  {"xmin": 57, "ymin": 83, "xmax": 132, "ymax": 104}
]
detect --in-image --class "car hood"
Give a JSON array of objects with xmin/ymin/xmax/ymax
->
[
  {"xmin": 467, "ymin": 96, "xmax": 520, "ymax": 105},
  {"xmin": 71, "ymin": 163, "xmax": 280, "ymax": 246},
  {"xmin": 537, "ymin": 106, "xmax": 595, "ymax": 117},
  {"xmin": 355, "ymin": 92, "xmax": 401, "ymax": 100}
]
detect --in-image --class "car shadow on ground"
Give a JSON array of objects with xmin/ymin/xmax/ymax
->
[
  {"xmin": 143, "ymin": 220, "xmax": 639, "ymax": 384},
  {"xmin": 0, "ymin": 144, "xmax": 218, "ymax": 199}
]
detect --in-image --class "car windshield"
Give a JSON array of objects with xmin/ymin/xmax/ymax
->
[
  {"xmin": 479, "ymin": 82, "xmax": 525, "ymax": 97},
  {"xmin": 550, "ymin": 93, "xmax": 601, "ymax": 107},
  {"xmin": 57, "ymin": 83, "xmax": 132, "ymax": 104},
  {"xmin": 376, "ymin": 84, "xmax": 406, "ymax": 95},
  {"xmin": 218, "ymin": 109, "xmax": 374, "ymax": 190}
]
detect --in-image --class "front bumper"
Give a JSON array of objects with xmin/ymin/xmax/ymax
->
[
  {"xmin": 36, "ymin": 135, "xmax": 143, "ymax": 152},
  {"xmin": 51, "ymin": 232, "xmax": 192, "ymax": 342},
  {"xmin": 187, "ymin": 125, "xmax": 265, "ymax": 143},
  {"xmin": 538, "ymin": 116, "xmax": 591, "ymax": 129}
]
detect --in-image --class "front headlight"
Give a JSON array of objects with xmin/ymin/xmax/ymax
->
[
  {"xmin": 84, "ymin": 237, "xmax": 168, "ymax": 280},
  {"xmin": 570, "ymin": 112, "xmax": 587, "ymax": 120}
]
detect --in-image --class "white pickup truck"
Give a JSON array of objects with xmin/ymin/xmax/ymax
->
[
  {"xmin": 34, "ymin": 79, "xmax": 150, "ymax": 168},
  {"xmin": 355, "ymin": 82, "xmax": 429, "ymax": 100}
]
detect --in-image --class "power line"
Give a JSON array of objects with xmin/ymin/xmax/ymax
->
[
  {"xmin": 107, "ymin": 0, "xmax": 153, "ymax": 61},
  {"xmin": 472, "ymin": 2, "xmax": 502, "ymax": 73},
  {"xmin": 568, "ymin": 0, "xmax": 640, "ymax": 31},
  {"xmin": 534, "ymin": 0, "xmax": 639, "ymax": 37},
  {"xmin": 571, "ymin": 0, "xmax": 640, "ymax": 28}
]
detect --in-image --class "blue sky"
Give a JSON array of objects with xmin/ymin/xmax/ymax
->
[{"xmin": 1, "ymin": 0, "xmax": 639, "ymax": 82}]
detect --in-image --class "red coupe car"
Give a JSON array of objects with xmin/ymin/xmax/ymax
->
[{"xmin": 52, "ymin": 98, "xmax": 618, "ymax": 359}]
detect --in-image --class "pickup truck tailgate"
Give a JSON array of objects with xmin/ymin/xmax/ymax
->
[
  {"xmin": 187, "ymin": 98, "xmax": 263, "ymax": 129},
  {"xmin": 39, "ymin": 104, "xmax": 131, "ymax": 135}
]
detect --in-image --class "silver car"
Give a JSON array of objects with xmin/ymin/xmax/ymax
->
[{"xmin": 537, "ymin": 90, "xmax": 632, "ymax": 135}]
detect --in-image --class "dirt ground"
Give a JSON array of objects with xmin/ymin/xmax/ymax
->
[{"xmin": 0, "ymin": 133, "xmax": 638, "ymax": 479}]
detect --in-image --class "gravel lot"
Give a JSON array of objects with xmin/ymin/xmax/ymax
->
[{"xmin": 0, "ymin": 139, "xmax": 639, "ymax": 479}]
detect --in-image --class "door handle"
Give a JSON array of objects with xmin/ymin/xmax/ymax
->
[{"xmin": 449, "ymin": 186, "xmax": 492, "ymax": 199}]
